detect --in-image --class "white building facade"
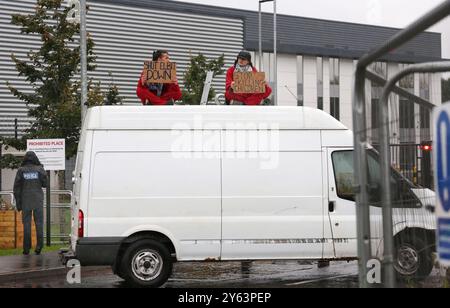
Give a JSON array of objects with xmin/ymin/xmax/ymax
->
[{"xmin": 0, "ymin": 0, "xmax": 443, "ymax": 142}]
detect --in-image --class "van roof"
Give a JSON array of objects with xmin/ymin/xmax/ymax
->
[{"xmin": 85, "ymin": 106, "xmax": 349, "ymax": 130}]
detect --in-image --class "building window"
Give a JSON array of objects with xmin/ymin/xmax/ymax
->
[
  {"xmin": 399, "ymin": 64, "xmax": 414, "ymax": 90},
  {"xmin": 330, "ymin": 97, "xmax": 340, "ymax": 120},
  {"xmin": 419, "ymin": 73, "xmax": 430, "ymax": 99},
  {"xmin": 370, "ymin": 62, "xmax": 387, "ymax": 138},
  {"xmin": 419, "ymin": 73, "xmax": 431, "ymax": 140},
  {"xmin": 371, "ymin": 62, "xmax": 387, "ymax": 78},
  {"xmin": 399, "ymin": 99, "xmax": 415, "ymax": 129},
  {"xmin": 318, "ymin": 97, "xmax": 324, "ymax": 110},
  {"xmin": 297, "ymin": 55, "xmax": 304, "ymax": 106},
  {"xmin": 399, "ymin": 63, "xmax": 415, "ymax": 143},
  {"xmin": 371, "ymin": 98, "xmax": 380, "ymax": 130},
  {"xmin": 317, "ymin": 57, "xmax": 323, "ymax": 110},
  {"xmin": 420, "ymin": 107, "xmax": 430, "ymax": 129},
  {"xmin": 330, "ymin": 58, "xmax": 340, "ymax": 120}
]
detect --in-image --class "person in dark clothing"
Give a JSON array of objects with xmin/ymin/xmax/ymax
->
[
  {"xmin": 136, "ymin": 50, "xmax": 182, "ymax": 105},
  {"xmin": 13, "ymin": 151, "xmax": 48, "ymax": 255}
]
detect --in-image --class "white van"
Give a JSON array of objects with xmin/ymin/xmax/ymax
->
[{"xmin": 68, "ymin": 106, "xmax": 436, "ymax": 287}]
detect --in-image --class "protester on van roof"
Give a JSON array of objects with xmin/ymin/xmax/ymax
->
[
  {"xmin": 136, "ymin": 50, "xmax": 182, "ymax": 105},
  {"xmin": 225, "ymin": 50, "xmax": 272, "ymax": 106},
  {"xmin": 13, "ymin": 151, "xmax": 48, "ymax": 256}
]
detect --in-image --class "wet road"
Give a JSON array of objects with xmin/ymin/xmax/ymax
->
[{"xmin": 0, "ymin": 260, "xmax": 446, "ymax": 288}]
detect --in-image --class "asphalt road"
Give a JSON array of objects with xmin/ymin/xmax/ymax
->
[{"xmin": 0, "ymin": 260, "xmax": 446, "ymax": 288}]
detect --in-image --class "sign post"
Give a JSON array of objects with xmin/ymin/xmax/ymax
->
[
  {"xmin": 27, "ymin": 139, "xmax": 66, "ymax": 247},
  {"xmin": 434, "ymin": 103, "xmax": 450, "ymax": 267}
]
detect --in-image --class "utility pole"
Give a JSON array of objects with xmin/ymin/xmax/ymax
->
[
  {"xmin": 258, "ymin": 0, "xmax": 277, "ymax": 105},
  {"xmin": 67, "ymin": 0, "xmax": 87, "ymax": 126},
  {"xmin": 80, "ymin": 0, "xmax": 88, "ymax": 127}
]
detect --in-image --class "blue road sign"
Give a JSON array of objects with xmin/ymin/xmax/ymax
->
[{"xmin": 434, "ymin": 104, "xmax": 450, "ymax": 266}]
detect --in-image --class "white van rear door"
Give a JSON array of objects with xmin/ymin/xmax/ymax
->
[{"xmin": 70, "ymin": 151, "xmax": 83, "ymax": 251}]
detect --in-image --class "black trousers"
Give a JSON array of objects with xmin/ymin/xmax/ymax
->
[{"xmin": 22, "ymin": 207, "xmax": 44, "ymax": 252}]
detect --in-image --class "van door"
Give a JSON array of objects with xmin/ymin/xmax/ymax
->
[
  {"xmin": 326, "ymin": 149, "xmax": 389, "ymax": 259},
  {"xmin": 221, "ymin": 130, "xmax": 325, "ymax": 260},
  {"xmin": 326, "ymin": 148, "xmax": 358, "ymax": 258}
]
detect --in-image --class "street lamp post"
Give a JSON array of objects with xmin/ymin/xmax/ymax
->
[
  {"xmin": 258, "ymin": 0, "xmax": 277, "ymax": 105},
  {"xmin": 80, "ymin": 0, "xmax": 88, "ymax": 127},
  {"xmin": 67, "ymin": 0, "xmax": 88, "ymax": 127}
]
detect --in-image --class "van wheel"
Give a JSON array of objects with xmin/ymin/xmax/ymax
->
[
  {"xmin": 120, "ymin": 239, "xmax": 172, "ymax": 288},
  {"xmin": 394, "ymin": 235, "xmax": 434, "ymax": 281}
]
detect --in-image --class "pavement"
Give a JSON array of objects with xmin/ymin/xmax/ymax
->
[{"xmin": 0, "ymin": 251, "xmax": 66, "ymax": 282}]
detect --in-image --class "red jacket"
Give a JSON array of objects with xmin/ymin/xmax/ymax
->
[
  {"xmin": 136, "ymin": 71, "xmax": 182, "ymax": 105},
  {"xmin": 225, "ymin": 66, "xmax": 272, "ymax": 106}
]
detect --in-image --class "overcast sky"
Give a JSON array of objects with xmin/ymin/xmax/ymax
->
[{"xmin": 177, "ymin": 0, "xmax": 450, "ymax": 59}]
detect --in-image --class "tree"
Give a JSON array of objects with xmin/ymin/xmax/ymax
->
[
  {"xmin": 443, "ymin": 78, "xmax": 450, "ymax": 103},
  {"xmin": 0, "ymin": 0, "xmax": 99, "ymax": 169},
  {"xmin": 181, "ymin": 53, "xmax": 225, "ymax": 105},
  {"xmin": 105, "ymin": 72, "xmax": 123, "ymax": 105}
]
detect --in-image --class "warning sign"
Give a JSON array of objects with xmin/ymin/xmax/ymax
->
[{"xmin": 26, "ymin": 139, "xmax": 66, "ymax": 171}]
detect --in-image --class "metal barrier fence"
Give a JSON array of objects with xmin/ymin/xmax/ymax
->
[
  {"xmin": 353, "ymin": 0, "xmax": 450, "ymax": 288},
  {"xmin": 0, "ymin": 191, "xmax": 15, "ymax": 209},
  {"xmin": 0, "ymin": 190, "xmax": 72, "ymax": 245},
  {"xmin": 387, "ymin": 143, "xmax": 434, "ymax": 190}
]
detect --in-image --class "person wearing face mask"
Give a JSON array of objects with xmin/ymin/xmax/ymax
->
[
  {"xmin": 225, "ymin": 51, "xmax": 272, "ymax": 106},
  {"xmin": 136, "ymin": 50, "xmax": 182, "ymax": 105}
]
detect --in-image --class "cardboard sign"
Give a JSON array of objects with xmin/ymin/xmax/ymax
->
[
  {"xmin": 144, "ymin": 61, "xmax": 177, "ymax": 84},
  {"xmin": 233, "ymin": 72, "xmax": 266, "ymax": 94}
]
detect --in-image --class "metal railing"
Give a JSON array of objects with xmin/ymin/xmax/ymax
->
[
  {"xmin": 353, "ymin": 0, "xmax": 450, "ymax": 288},
  {"xmin": 0, "ymin": 191, "xmax": 15, "ymax": 209},
  {"xmin": 0, "ymin": 190, "xmax": 72, "ymax": 244}
]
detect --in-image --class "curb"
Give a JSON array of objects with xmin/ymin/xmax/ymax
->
[{"xmin": 0, "ymin": 267, "xmax": 67, "ymax": 283}]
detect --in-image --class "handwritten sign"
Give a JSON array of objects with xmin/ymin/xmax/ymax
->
[
  {"xmin": 144, "ymin": 61, "xmax": 177, "ymax": 84},
  {"xmin": 233, "ymin": 72, "xmax": 266, "ymax": 94}
]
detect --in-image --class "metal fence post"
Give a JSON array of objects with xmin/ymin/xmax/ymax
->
[
  {"xmin": 46, "ymin": 171, "xmax": 51, "ymax": 247},
  {"xmin": 14, "ymin": 118, "xmax": 18, "ymax": 140},
  {"xmin": 353, "ymin": 66, "xmax": 372, "ymax": 288}
]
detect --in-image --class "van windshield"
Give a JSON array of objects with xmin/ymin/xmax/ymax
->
[{"xmin": 331, "ymin": 150, "xmax": 420, "ymax": 208}]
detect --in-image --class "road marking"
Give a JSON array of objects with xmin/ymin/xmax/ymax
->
[{"xmin": 285, "ymin": 273, "xmax": 357, "ymax": 286}]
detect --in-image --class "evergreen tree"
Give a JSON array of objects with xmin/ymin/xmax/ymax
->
[
  {"xmin": 105, "ymin": 72, "xmax": 123, "ymax": 105},
  {"xmin": 181, "ymin": 53, "xmax": 225, "ymax": 105},
  {"xmin": 0, "ymin": 0, "xmax": 100, "ymax": 168}
]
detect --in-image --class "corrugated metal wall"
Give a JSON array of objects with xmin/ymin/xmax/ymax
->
[{"xmin": 0, "ymin": 0, "xmax": 243, "ymax": 137}]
